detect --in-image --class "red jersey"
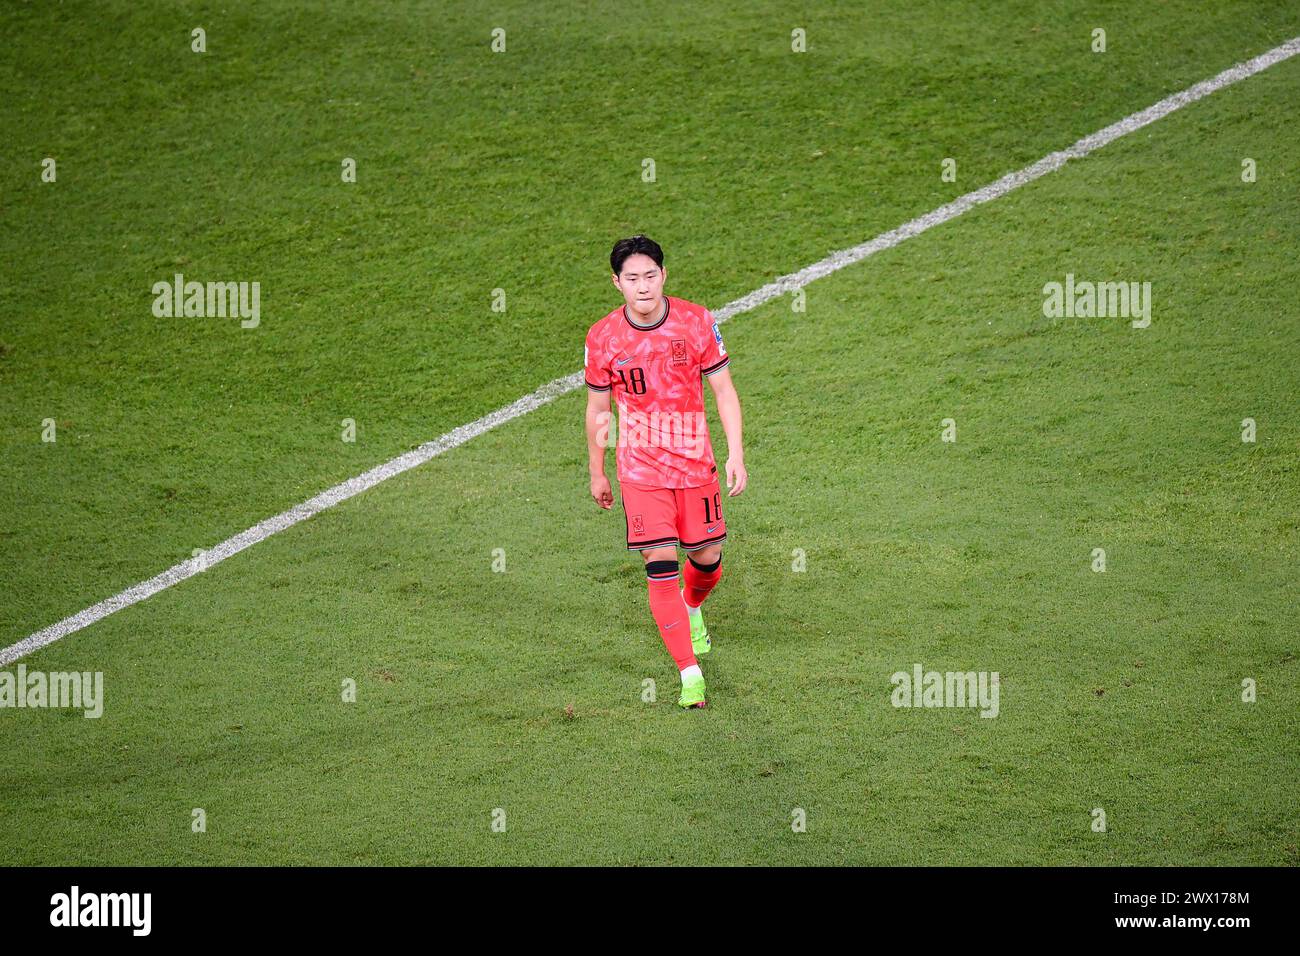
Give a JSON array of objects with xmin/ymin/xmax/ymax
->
[{"xmin": 585, "ymin": 295, "xmax": 731, "ymax": 489}]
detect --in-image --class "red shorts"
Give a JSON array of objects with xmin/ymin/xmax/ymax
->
[{"xmin": 620, "ymin": 471, "xmax": 728, "ymax": 552}]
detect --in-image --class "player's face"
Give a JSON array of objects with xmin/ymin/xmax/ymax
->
[{"xmin": 612, "ymin": 253, "xmax": 667, "ymax": 319}]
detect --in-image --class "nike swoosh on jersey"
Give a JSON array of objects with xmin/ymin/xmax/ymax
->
[{"xmin": 616, "ymin": 356, "xmax": 633, "ymax": 365}]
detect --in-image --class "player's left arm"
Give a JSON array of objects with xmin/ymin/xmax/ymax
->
[{"xmin": 706, "ymin": 366, "xmax": 747, "ymax": 497}]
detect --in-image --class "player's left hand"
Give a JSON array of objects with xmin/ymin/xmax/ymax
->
[{"xmin": 725, "ymin": 456, "xmax": 747, "ymax": 496}]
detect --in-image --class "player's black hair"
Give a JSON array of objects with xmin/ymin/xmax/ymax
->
[{"xmin": 610, "ymin": 235, "xmax": 664, "ymax": 276}]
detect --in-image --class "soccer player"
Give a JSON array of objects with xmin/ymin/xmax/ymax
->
[{"xmin": 584, "ymin": 235, "xmax": 748, "ymax": 709}]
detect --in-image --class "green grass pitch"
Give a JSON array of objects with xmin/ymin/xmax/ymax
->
[{"xmin": 1, "ymin": 1, "xmax": 1297, "ymax": 865}]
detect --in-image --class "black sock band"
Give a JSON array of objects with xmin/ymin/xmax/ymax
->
[
  {"xmin": 688, "ymin": 554, "xmax": 721, "ymax": 574},
  {"xmin": 646, "ymin": 559, "xmax": 679, "ymax": 577}
]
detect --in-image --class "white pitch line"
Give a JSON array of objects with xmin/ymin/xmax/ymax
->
[{"xmin": 4, "ymin": 36, "xmax": 1297, "ymax": 667}]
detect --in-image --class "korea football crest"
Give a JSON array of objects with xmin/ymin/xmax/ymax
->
[{"xmin": 671, "ymin": 338, "xmax": 688, "ymax": 366}]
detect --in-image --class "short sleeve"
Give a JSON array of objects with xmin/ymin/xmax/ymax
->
[
  {"xmin": 700, "ymin": 309, "xmax": 730, "ymax": 377},
  {"xmin": 584, "ymin": 327, "xmax": 611, "ymax": 391}
]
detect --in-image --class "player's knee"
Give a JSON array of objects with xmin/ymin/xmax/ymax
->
[
  {"xmin": 641, "ymin": 546, "xmax": 677, "ymax": 564},
  {"xmin": 689, "ymin": 545, "xmax": 722, "ymax": 568}
]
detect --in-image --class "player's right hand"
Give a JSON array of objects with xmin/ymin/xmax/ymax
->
[{"xmin": 590, "ymin": 473, "xmax": 614, "ymax": 510}]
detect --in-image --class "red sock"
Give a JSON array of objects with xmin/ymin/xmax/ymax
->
[
  {"xmin": 683, "ymin": 554, "xmax": 723, "ymax": 609},
  {"xmin": 646, "ymin": 562, "xmax": 695, "ymax": 670}
]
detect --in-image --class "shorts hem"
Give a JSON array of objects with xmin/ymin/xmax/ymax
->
[
  {"xmin": 681, "ymin": 532, "xmax": 727, "ymax": 551},
  {"xmin": 627, "ymin": 537, "xmax": 679, "ymax": 552}
]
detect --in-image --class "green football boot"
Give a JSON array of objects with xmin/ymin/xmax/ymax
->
[{"xmin": 678, "ymin": 673, "xmax": 707, "ymax": 709}]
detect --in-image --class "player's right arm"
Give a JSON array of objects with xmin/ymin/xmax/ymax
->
[
  {"xmin": 586, "ymin": 387, "xmax": 614, "ymax": 508},
  {"xmin": 584, "ymin": 329, "xmax": 615, "ymax": 509}
]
